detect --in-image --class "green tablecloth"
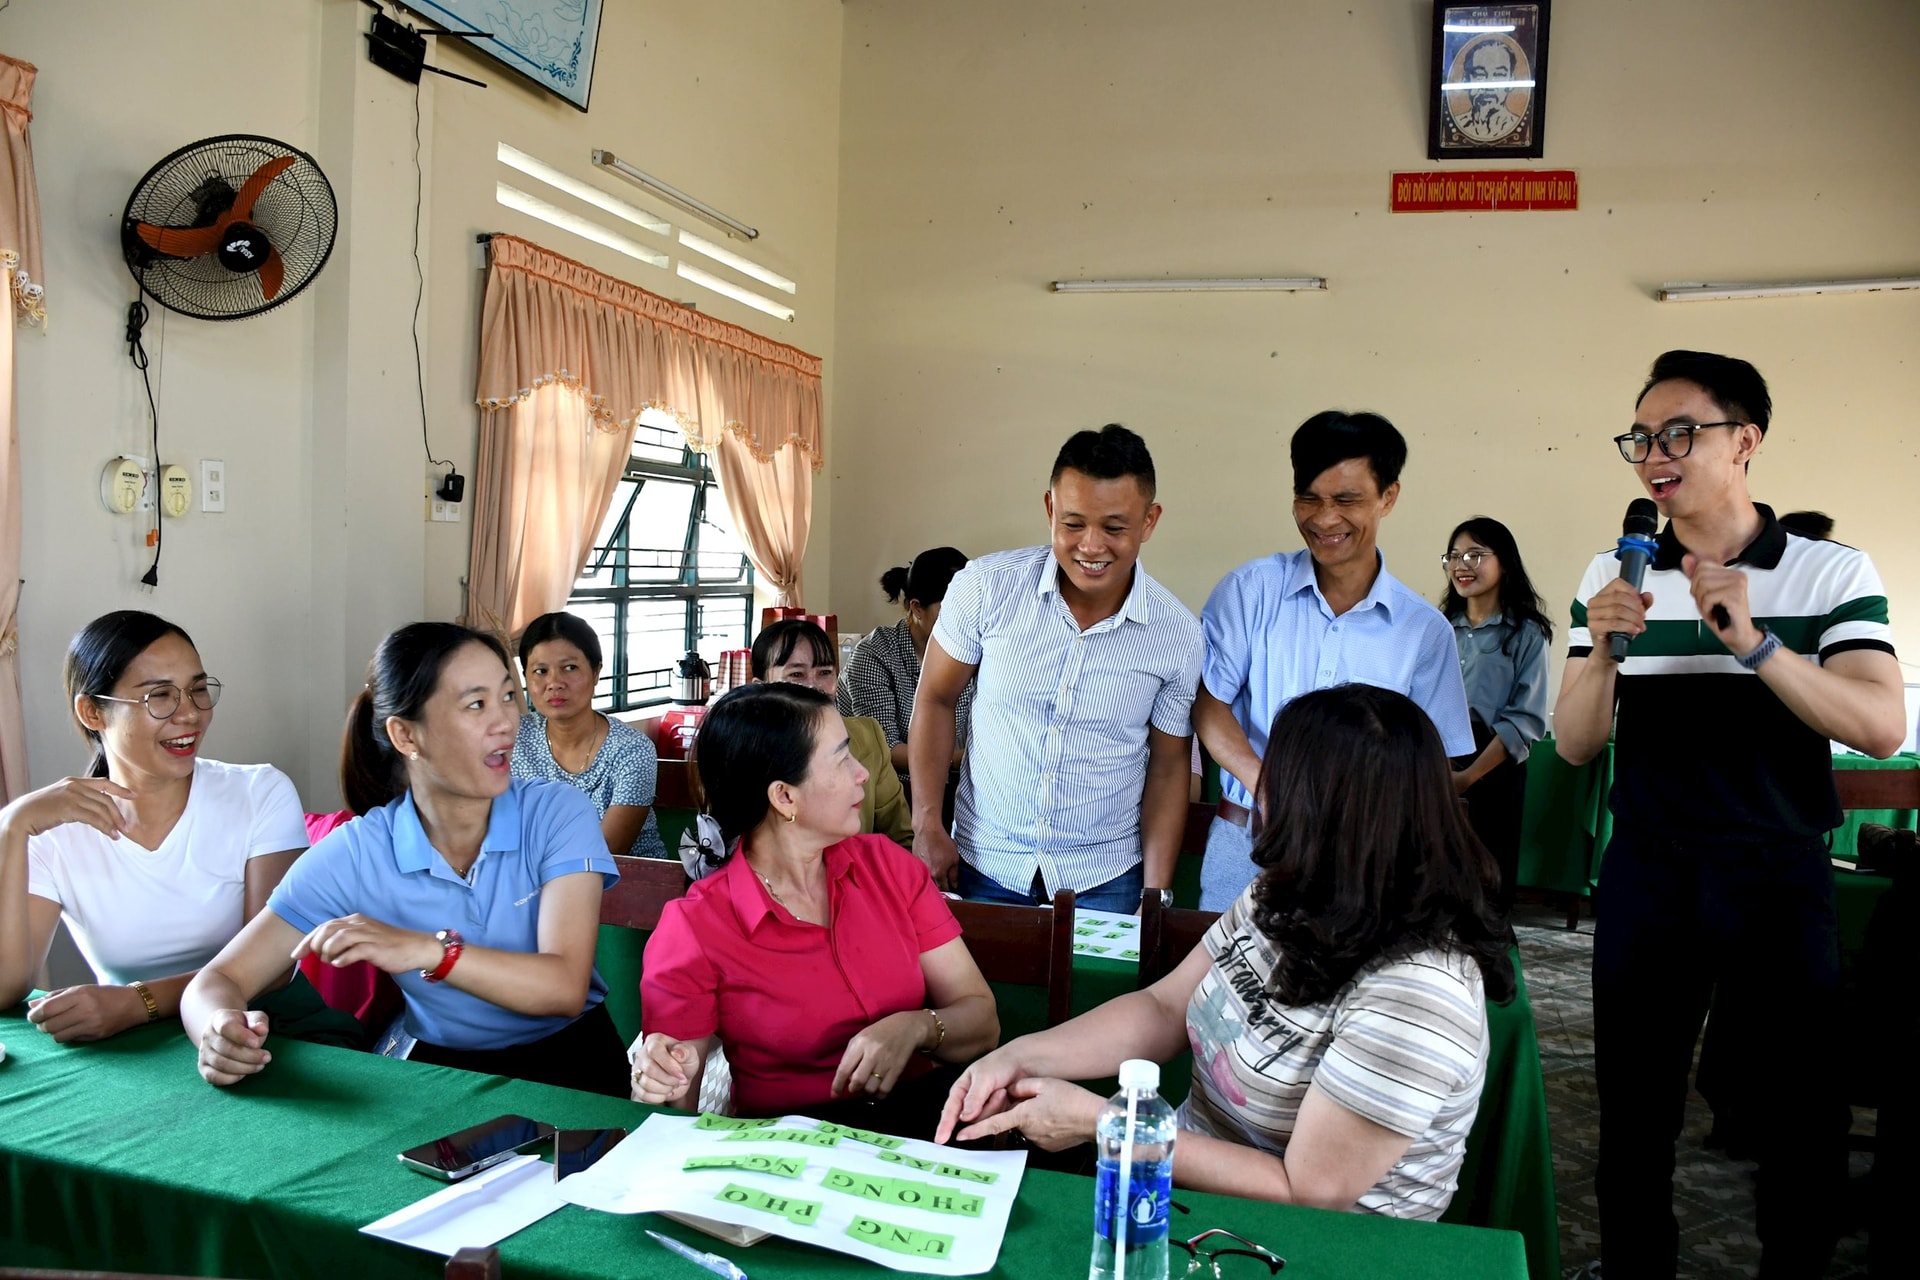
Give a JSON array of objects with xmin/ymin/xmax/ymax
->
[
  {"xmin": 1515, "ymin": 743, "xmax": 1920, "ymax": 900},
  {"xmin": 0, "ymin": 1009, "xmax": 1524, "ymax": 1279}
]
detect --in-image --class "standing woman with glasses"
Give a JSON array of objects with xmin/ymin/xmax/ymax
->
[
  {"xmin": 1439, "ymin": 517, "xmax": 1553, "ymax": 914},
  {"xmin": 182, "ymin": 622, "xmax": 628, "ymax": 1095},
  {"xmin": 0, "ymin": 611, "xmax": 313, "ymax": 1043}
]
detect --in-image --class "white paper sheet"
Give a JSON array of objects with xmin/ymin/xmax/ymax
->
[
  {"xmin": 1072, "ymin": 907, "xmax": 1141, "ymax": 961},
  {"xmin": 361, "ymin": 1154, "xmax": 565, "ymax": 1256},
  {"xmin": 556, "ymin": 1114, "xmax": 1028, "ymax": 1275}
]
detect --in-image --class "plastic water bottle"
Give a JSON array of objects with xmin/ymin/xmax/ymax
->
[{"xmin": 1089, "ymin": 1059, "xmax": 1177, "ymax": 1280}]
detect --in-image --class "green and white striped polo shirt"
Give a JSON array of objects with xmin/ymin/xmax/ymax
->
[{"xmin": 1566, "ymin": 505, "xmax": 1894, "ymax": 842}]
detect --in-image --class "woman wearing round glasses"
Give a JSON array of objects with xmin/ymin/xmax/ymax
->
[
  {"xmin": 1439, "ymin": 517, "xmax": 1553, "ymax": 914},
  {"xmin": 0, "ymin": 611, "xmax": 311, "ymax": 1044}
]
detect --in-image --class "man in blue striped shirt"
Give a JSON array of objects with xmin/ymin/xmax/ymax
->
[
  {"xmin": 909, "ymin": 426, "xmax": 1203, "ymax": 913},
  {"xmin": 1193, "ymin": 411, "xmax": 1473, "ymax": 910}
]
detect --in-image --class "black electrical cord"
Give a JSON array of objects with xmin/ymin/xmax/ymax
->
[
  {"xmin": 125, "ymin": 299, "xmax": 163, "ymax": 587},
  {"xmin": 411, "ymin": 76, "xmax": 452, "ymax": 478}
]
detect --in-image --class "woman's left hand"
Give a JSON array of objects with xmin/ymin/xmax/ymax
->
[
  {"xmin": 291, "ymin": 915, "xmax": 439, "ymax": 975},
  {"xmin": 1451, "ymin": 768, "xmax": 1476, "ymax": 796},
  {"xmin": 830, "ymin": 1010, "xmax": 929, "ymax": 1099},
  {"xmin": 950, "ymin": 1077, "xmax": 1104, "ymax": 1151},
  {"xmin": 26, "ymin": 984, "xmax": 145, "ymax": 1043}
]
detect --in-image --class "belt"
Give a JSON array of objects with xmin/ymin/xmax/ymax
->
[{"xmin": 1215, "ymin": 798, "xmax": 1252, "ymax": 829}]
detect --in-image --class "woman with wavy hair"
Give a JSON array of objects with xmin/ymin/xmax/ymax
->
[{"xmin": 936, "ymin": 683, "xmax": 1513, "ymax": 1220}]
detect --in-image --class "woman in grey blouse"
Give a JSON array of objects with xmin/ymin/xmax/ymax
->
[
  {"xmin": 1439, "ymin": 518, "xmax": 1552, "ymax": 913},
  {"xmin": 512, "ymin": 612, "xmax": 668, "ymax": 859},
  {"xmin": 837, "ymin": 547, "xmax": 974, "ymax": 776}
]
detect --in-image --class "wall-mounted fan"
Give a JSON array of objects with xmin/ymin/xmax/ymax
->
[{"xmin": 120, "ymin": 134, "xmax": 338, "ymax": 321}]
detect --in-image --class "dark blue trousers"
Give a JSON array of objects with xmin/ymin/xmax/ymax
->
[{"xmin": 1593, "ymin": 826, "xmax": 1847, "ymax": 1279}]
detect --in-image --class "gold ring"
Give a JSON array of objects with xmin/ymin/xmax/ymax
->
[{"xmin": 871, "ymin": 1071, "xmax": 883, "ymax": 1081}]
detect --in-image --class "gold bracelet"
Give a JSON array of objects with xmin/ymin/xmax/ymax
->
[
  {"xmin": 920, "ymin": 1007, "xmax": 947, "ymax": 1055},
  {"xmin": 129, "ymin": 980, "xmax": 160, "ymax": 1023}
]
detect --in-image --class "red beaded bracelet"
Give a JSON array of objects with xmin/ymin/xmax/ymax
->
[{"xmin": 422, "ymin": 929, "xmax": 465, "ymax": 984}]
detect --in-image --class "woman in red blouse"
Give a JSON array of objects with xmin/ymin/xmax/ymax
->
[{"xmin": 635, "ymin": 682, "xmax": 998, "ymax": 1137}]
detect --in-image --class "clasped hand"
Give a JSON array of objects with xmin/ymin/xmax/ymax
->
[{"xmin": 290, "ymin": 914, "xmax": 440, "ymax": 974}]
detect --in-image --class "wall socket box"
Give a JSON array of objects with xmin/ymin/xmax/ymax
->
[
  {"xmin": 199, "ymin": 460, "xmax": 226, "ymax": 513},
  {"xmin": 428, "ymin": 497, "xmax": 461, "ymax": 523}
]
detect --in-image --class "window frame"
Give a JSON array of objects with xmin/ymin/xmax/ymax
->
[{"xmin": 566, "ymin": 443, "xmax": 754, "ymax": 712}]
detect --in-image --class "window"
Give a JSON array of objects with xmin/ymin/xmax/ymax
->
[{"xmin": 567, "ymin": 409, "xmax": 755, "ymax": 711}]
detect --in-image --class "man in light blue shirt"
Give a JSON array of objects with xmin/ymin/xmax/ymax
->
[
  {"xmin": 910, "ymin": 425, "xmax": 1203, "ymax": 913},
  {"xmin": 1194, "ymin": 411, "xmax": 1473, "ymax": 909}
]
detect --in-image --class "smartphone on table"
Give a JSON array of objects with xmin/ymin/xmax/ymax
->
[{"xmin": 397, "ymin": 1114, "xmax": 556, "ymax": 1181}]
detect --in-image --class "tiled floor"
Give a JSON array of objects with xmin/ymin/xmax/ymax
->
[{"xmin": 1513, "ymin": 903, "xmax": 1875, "ymax": 1279}]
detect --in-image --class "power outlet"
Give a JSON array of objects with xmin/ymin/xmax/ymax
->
[
  {"xmin": 199, "ymin": 459, "xmax": 226, "ymax": 513},
  {"xmin": 428, "ymin": 498, "xmax": 461, "ymax": 523}
]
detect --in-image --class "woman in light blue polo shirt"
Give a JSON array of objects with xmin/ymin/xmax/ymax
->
[{"xmin": 181, "ymin": 623, "xmax": 627, "ymax": 1096}]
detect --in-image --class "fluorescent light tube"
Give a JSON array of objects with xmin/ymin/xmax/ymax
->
[
  {"xmin": 678, "ymin": 230, "xmax": 796, "ymax": 295},
  {"xmin": 1444, "ymin": 23, "xmax": 1517, "ymax": 33},
  {"xmin": 497, "ymin": 143, "xmax": 670, "ymax": 235},
  {"xmin": 676, "ymin": 262, "xmax": 795, "ymax": 321},
  {"xmin": 1656, "ymin": 277, "xmax": 1920, "ymax": 302},
  {"xmin": 1049, "ymin": 277, "xmax": 1327, "ymax": 294},
  {"xmin": 593, "ymin": 150, "xmax": 758, "ymax": 241},
  {"xmin": 1439, "ymin": 79, "xmax": 1536, "ymax": 91},
  {"xmin": 495, "ymin": 183, "xmax": 669, "ymax": 268}
]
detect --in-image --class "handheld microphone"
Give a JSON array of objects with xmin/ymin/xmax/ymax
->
[{"xmin": 1608, "ymin": 498, "xmax": 1660, "ymax": 664}]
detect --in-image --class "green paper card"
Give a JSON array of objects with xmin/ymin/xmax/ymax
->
[
  {"xmin": 876, "ymin": 1150, "xmax": 999, "ymax": 1183},
  {"xmin": 812, "ymin": 1121, "xmax": 906, "ymax": 1150},
  {"xmin": 714, "ymin": 1182, "xmax": 822, "ymax": 1226},
  {"xmin": 684, "ymin": 1154, "xmax": 806, "ymax": 1179},
  {"xmin": 720, "ymin": 1127, "xmax": 840, "ymax": 1147},
  {"xmin": 1074, "ymin": 924, "xmax": 1100, "ymax": 936},
  {"xmin": 822, "ymin": 1167, "xmax": 984, "ymax": 1218},
  {"xmin": 846, "ymin": 1215, "xmax": 955, "ymax": 1259},
  {"xmin": 1121, "ymin": 948, "xmax": 1140, "ymax": 959},
  {"xmin": 692, "ymin": 1114, "xmax": 777, "ymax": 1131}
]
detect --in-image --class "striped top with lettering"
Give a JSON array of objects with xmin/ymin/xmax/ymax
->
[{"xmin": 1180, "ymin": 888, "xmax": 1490, "ymax": 1220}]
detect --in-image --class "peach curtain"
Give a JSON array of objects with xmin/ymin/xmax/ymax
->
[
  {"xmin": 468, "ymin": 235, "xmax": 823, "ymax": 631},
  {"xmin": 0, "ymin": 54, "xmax": 42, "ymax": 803}
]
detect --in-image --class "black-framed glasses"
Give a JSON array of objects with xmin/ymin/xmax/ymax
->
[
  {"xmin": 1612, "ymin": 421, "xmax": 1743, "ymax": 463},
  {"xmin": 1172, "ymin": 1228, "xmax": 1285, "ymax": 1277},
  {"xmin": 93, "ymin": 679, "xmax": 222, "ymax": 720},
  {"xmin": 1440, "ymin": 549, "xmax": 1491, "ymax": 568}
]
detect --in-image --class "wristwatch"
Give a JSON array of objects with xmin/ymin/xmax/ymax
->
[
  {"xmin": 422, "ymin": 929, "xmax": 465, "ymax": 983},
  {"xmin": 1735, "ymin": 624, "xmax": 1781, "ymax": 672}
]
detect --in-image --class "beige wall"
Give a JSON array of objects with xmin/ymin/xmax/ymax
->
[
  {"xmin": 2, "ymin": 0, "xmax": 844, "ymax": 811},
  {"xmin": 828, "ymin": 0, "xmax": 1920, "ymax": 705}
]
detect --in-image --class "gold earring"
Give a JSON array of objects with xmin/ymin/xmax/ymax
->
[{"xmin": 784, "ymin": 810, "xmax": 796, "ymax": 824}]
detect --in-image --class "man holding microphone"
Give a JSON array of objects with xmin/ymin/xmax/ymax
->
[{"xmin": 1557, "ymin": 350, "xmax": 1905, "ymax": 1278}]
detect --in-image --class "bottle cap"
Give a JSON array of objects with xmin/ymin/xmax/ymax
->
[{"xmin": 1118, "ymin": 1059, "xmax": 1159, "ymax": 1091}]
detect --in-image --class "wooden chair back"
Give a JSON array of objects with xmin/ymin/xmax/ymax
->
[
  {"xmin": 1137, "ymin": 891, "xmax": 1220, "ymax": 990},
  {"xmin": 948, "ymin": 889, "xmax": 1077, "ymax": 1027},
  {"xmin": 601, "ymin": 854, "xmax": 690, "ymax": 931},
  {"xmin": 1834, "ymin": 765, "xmax": 1920, "ymax": 813}
]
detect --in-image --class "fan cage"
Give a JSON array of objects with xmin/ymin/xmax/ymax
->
[{"xmin": 121, "ymin": 133, "xmax": 338, "ymax": 322}]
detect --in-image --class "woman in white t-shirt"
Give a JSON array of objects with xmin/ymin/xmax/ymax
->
[
  {"xmin": 0, "ymin": 611, "xmax": 307, "ymax": 1043},
  {"xmin": 935, "ymin": 684, "xmax": 1516, "ymax": 1220}
]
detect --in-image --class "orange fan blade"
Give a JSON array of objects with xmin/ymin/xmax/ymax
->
[
  {"xmin": 133, "ymin": 221, "xmax": 222, "ymax": 259},
  {"xmin": 227, "ymin": 154, "xmax": 296, "ymax": 224},
  {"xmin": 256, "ymin": 245, "xmax": 285, "ymax": 299}
]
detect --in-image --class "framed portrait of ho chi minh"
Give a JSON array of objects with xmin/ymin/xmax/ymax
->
[{"xmin": 1427, "ymin": 2, "xmax": 1552, "ymax": 160}]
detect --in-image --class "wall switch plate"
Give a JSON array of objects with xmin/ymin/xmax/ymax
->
[{"xmin": 199, "ymin": 460, "xmax": 226, "ymax": 513}]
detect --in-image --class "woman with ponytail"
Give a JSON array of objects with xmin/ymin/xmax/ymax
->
[
  {"xmin": 0, "ymin": 611, "xmax": 308, "ymax": 1042},
  {"xmin": 182, "ymin": 622, "xmax": 628, "ymax": 1096},
  {"xmin": 838, "ymin": 547, "xmax": 973, "ymax": 775},
  {"xmin": 635, "ymin": 682, "xmax": 997, "ymax": 1136}
]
